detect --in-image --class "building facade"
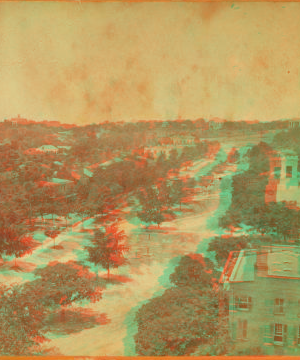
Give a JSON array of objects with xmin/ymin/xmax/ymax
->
[
  {"xmin": 220, "ymin": 246, "xmax": 300, "ymax": 355},
  {"xmin": 289, "ymin": 120, "xmax": 300, "ymax": 129},
  {"xmin": 265, "ymin": 151, "xmax": 300, "ymax": 206}
]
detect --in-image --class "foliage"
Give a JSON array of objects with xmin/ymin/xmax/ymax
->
[
  {"xmin": 135, "ymin": 286, "xmax": 219, "ymax": 356},
  {"xmin": 0, "ymin": 225, "xmax": 35, "ymax": 263},
  {"xmin": 208, "ymin": 236, "xmax": 251, "ymax": 267},
  {"xmin": 169, "ymin": 254, "xmax": 218, "ymax": 288},
  {"xmin": 137, "ymin": 186, "xmax": 168, "ymax": 227},
  {"xmin": 86, "ymin": 224, "xmax": 129, "ymax": 276},
  {"xmin": 23, "ymin": 261, "xmax": 103, "ymax": 308},
  {"xmin": 0, "ymin": 283, "xmax": 48, "ymax": 355},
  {"xmin": 220, "ymin": 142, "xmax": 272, "ymax": 229},
  {"xmin": 134, "ymin": 254, "xmax": 223, "ymax": 356}
]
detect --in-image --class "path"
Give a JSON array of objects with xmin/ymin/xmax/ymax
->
[{"xmin": 44, "ymin": 157, "xmax": 237, "ymax": 356}]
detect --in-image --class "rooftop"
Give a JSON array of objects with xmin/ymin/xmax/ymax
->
[
  {"xmin": 220, "ymin": 246, "xmax": 300, "ymax": 284},
  {"xmin": 84, "ymin": 168, "xmax": 93, "ymax": 177},
  {"xmin": 51, "ymin": 178, "xmax": 73, "ymax": 184},
  {"xmin": 39, "ymin": 145, "xmax": 58, "ymax": 150}
]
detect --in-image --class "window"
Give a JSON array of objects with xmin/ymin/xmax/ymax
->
[
  {"xmin": 274, "ymin": 298, "xmax": 284, "ymax": 314},
  {"xmin": 274, "ymin": 323, "xmax": 283, "ymax": 343},
  {"xmin": 274, "ymin": 166, "xmax": 281, "ymax": 179},
  {"xmin": 237, "ymin": 319, "xmax": 247, "ymax": 340},
  {"xmin": 286, "ymin": 166, "xmax": 293, "ymax": 178},
  {"xmin": 235, "ymin": 296, "xmax": 252, "ymax": 310}
]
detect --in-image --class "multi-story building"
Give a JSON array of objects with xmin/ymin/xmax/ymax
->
[
  {"xmin": 220, "ymin": 245, "xmax": 300, "ymax": 355},
  {"xmin": 143, "ymin": 145, "xmax": 183, "ymax": 159},
  {"xmin": 289, "ymin": 120, "xmax": 300, "ymax": 129},
  {"xmin": 209, "ymin": 119, "xmax": 225, "ymax": 130},
  {"xmin": 39, "ymin": 145, "xmax": 59, "ymax": 154},
  {"xmin": 265, "ymin": 150, "xmax": 300, "ymax": 206}
]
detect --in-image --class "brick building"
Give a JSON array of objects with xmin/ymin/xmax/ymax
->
[{"xmin": 220, "ymin": 246, "xmax": 300, "ymax": 355}]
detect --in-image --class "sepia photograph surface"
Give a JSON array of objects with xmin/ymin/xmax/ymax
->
[{"xmin": 1, "ymin": 1, "xmax": 300, "ymax": 358}]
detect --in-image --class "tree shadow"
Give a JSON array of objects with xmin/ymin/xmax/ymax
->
[
  {"xmin": 100, "ymin": 273, "xmax": 133, "ymax": 286},
  {"xmin": 44, "ymin": 308, "xmax": 110, "ymax": 335},
  {"xmin": 0, "ymin": 259, "xmax": 37, "ymax": 273},
  {"xmin": 49, "ymin": 244, "xmax": 64, "ymax": 250}
]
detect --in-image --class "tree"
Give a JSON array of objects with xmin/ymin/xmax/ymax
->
[
  {"xmin": 0, "ymin": 283, "xmax": 48, "ymax": 355},
  {"xmin": 220, "ymin": 142, "xmax": 271, "ymax": 230},
  {"xmin": 135, "ymin": 285, "xmax": 219, "ymax": 356},
  {"xmin": 87, "ymin": 184, "xmax": 113, "ymax": 218},
  {"xmin": 207, "ymin": 236, "xmax": 250, "ymax": 267},
  {"xmin": 227, "ymin": 147, "xmax": 240, "ymax": 164},
  {"xmin": 57, "ymin": 195, "xmax": 73, "ymax": 228},
  {"xmin": 134, "ymin": 253, "xmax": 222, "ymax": 356},
  {"xmin": 6, "ymin": 234, "xmax": 35, "ymax": 267},
  {"xmin": 86, "ymin": 224, "xmax": 129, "ymax": 278},
  {"xmin": 0, "ymin": 225, "xmax": 35, "ymax": 266},
  {"xmin": 23, "ymin": 261, "xmax": 103, "ymax": 310},
  {"xmin": 169, "ymin": 148, "xmax": 179, "ymax": 169},
  {"xmin": 137, "ymin": 186, "xmax": 165, "ymax": 227},
  {"xmin": 169, "ymin": 254, "xmax": 219, "ymax": 288},
  {"xmin": 170, "ymin": 179, "xmax": 185, "ymax": 210},
  {"xmin": 45, "ymin": 228, "xmax": 60, "ymax": 249}
]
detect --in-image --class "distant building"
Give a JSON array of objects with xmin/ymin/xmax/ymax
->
[
  {"xmin": 39, "ymin": 145, "xmax": 59, "ymax": 154},
  {"xmin": 171, "ymin": 135, "xmax": 195, "ymax": 146},
  {"xmin": 209, "ymin": 119, "xmax": 225, "ymax": 130},
  {"xmin": 4, "ymin": 115, "xmax": 29, "ymax": 126},
  {"xmin": 51, "ymin": 177, "xmax": 74, "ymax": 193},
  {"xmin": 265, "ymin": 151, "xmax": 300, "ymax": 206},
  {"xmin": 24, "ymin": 148, "xmax": 43, "ymax": 156},
  {"xmin": 57, "ymin": 145, "xmax": 71, "ymax": 154},
  {"xmin": 289, "ymin": 120, "xmax": 300, "ymax": 129},
  {"xmin": 143, "ymin": 145, "xmax": 182, "ymax": 159},
  {"xmin": 220, "ymin": 246, "xmax": 300, "ymax": 355},
  {"xmin": 38, "ymin": 178, "xmax": 74, "ymax": 195},
  {"xmin": 71, "ymin": 168, "xmax": 93, "ymax": 185}
]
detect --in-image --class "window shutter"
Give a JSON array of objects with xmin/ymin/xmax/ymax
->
[
  {"xmin": 284, "ymin": 325, "xmax": 288, "ymax": 345},
  {"xmin": 248, "ymin": 296, "xmax": 252, "ymax": 310},
  {"xmin": 265, "ymin": 299, "xmax": 273, "ymax": 315},
  {"xmin": 232, "ymin": 321, "xmax": 237, "ymax": 340},
  {"xmin": 234, "ymin": 296, "xmax": 239, "ymax": 309},
  {"xmin": 292, "ymin": 325, "xmax": 298, "ymax": 346},
  {"xmin": 229, "ymin": 296, "xmax": 235, "ymax": 311},
  {"xmin": 259, "ymin": 325, "xmax": 265, "ymax": 346},
  {"xmin": 264, "ymin": 324, "xmax": 273, "ymax": 345}
]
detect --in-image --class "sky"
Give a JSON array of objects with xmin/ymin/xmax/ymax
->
[{"xmin": 0, "ymin": 2, "xmax": 300, "ymax": 125}]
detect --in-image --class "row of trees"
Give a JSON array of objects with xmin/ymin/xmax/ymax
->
[
  {"xmin": 220, "ymin": 141, "xmax": 300, "ymax": 241},
  {"xmin": 0, "ymin": 132, "xmax": 212, "ymax": 271},
  {"xmin": 137, "ymin": 178, "xmax": 196, "ymax": 227}
]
